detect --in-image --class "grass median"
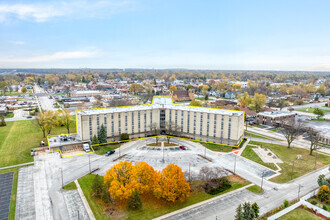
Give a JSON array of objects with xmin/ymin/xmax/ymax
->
[{"xmin": 243, "ymin": 141, "xmax": 330, "ymax": 183}]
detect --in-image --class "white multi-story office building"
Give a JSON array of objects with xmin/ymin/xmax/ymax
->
[{"xmin": 76, "ymin": 96, "xmax": 244, "ymax": 146}]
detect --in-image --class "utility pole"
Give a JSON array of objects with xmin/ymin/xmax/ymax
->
[
  {"xmin": 89, "ymin": 155, "xmax": 91, "ymax": 173},
  {"xmin": 291, "ymin": 160, "xmax": 295, "ymax": 180},
  {"xmin": 234, "ymin": 154, "xmax": 237, "ymax": 174}
]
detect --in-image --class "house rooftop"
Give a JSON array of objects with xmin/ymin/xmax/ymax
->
[{"xmin": 258, "ymin": 111, "xmax": 295, "ymax": 118}]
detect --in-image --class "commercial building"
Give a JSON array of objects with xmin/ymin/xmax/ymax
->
[
  {"xmin": 257, "ymin": 111, "xmax": 295, "ymax": 126},
  {"xmin": 76, "ymin": 96, "xmax": 244, "ymax": 146},
  {"xmin": 70, "ymin": 90, "xmax": 102, "ymax": 97}
]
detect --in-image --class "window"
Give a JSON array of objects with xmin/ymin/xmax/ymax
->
[
  {"xmin": 193, "ymin": 112, "xmax": 196, "ymax": 134},
  {"xmin": 228, "ymin": 117, "xmax": 232, "ymax": 144},
  {"xmin": 132, "ymin": 112, "xmax": 134, "ymax": 133},
  {"xmin": 181, "ymin": 111, "xmax": 183, "ymax": 132},
  {"xmin": 214, "ymin": 115, "xmax": 217, "ymax": 137},
  {"xmin": 118, "ymin": 113, "xmax": 121, "ymax": 135},
  {"xmin": 144, "ymin": 111, "xmax": 147, "ymax": 132},
  {"xmin": 200, "ymin": 113, "xmax": 203, "ymax": 139},
  {"xmin": 104, "ymin": 114, "xmax": 107, "ymax": 134}
]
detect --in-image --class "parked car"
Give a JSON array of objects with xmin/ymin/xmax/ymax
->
[
  {"xmin": 105, "ymin": 150, "xmax": 115, "ymax": 156},
  {"xmin": 26, "ymin": 116, "xmax": 32, "ymax": 119},
  {"xmin": 179, "ymin": 145, "xmax": 186, "ymax": 150}
]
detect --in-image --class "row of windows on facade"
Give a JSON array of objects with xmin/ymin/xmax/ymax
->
[{"xmin": 88, "ymin": 111, "xmax": 232, "ymax": 142}]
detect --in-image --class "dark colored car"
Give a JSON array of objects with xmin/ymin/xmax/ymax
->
[
  {"xmin": 26, "ymin": 116, "xmax": 32, "ymax": 119},
  {"xmin": 105, "ymin": 150, "xmax": 115, "ymax": 156},
  {"xmin": 179, "ymin": 145, "xmax": 186, "ymax": 150}
]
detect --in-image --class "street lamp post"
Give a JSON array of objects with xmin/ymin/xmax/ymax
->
[
  {"xmin": 314, "ymin": 150, "xmax": 318, "ymax": 170},
  {"xmin": 291, "ymin": 160, "xmax": 295, "ymax": 180},
  {"xmin": 260, "ymin": 171, "xmax": 265, "ymax": 193},
  {"xmin": 89, "ymin": 155, "xmax": 91, "ymax": 173},
  {"xmin": 60, "ymin": 168, "xmax": 63, "ymax": 188}
]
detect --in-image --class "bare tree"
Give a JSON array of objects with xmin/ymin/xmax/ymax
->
[
  {"xmin": 140, "ymin": 93, "xmax": 154, "ymax": 104},
  {"xmin": 306, "ymin": 128, "xmax": 320, "ymax": 155},
  {"xmin": 63, "ymin": 85, "xmax": 70, "ymax": 97},
  {"xmin": 280, "ymin": 121, "xmax": 302, "ymax": 148},
  {"xmin": 107, "ymin": 97, "xmax": 133, "ymax": 107},
  {"xmin": 150, "ymin": 122, "xmax": 160, "ymax": 144}
]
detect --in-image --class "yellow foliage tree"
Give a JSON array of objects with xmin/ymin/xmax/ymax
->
[
  {"xmin": 237, "ymin": 92, "xmax": 252, "ymax": 108},
  {"xmin": 129, "ymin": 83, "xmax": 144, "ymax": 94},
  {"xmin": 232, "ymin": 83, "xmax": 242, "ymax": 90},
  {"xmin": 169, "ymin": 85, "xmax": 177, "ymax": 92},
  {"xmin": 169, "ymin": 74, "xmax": 176, "ymax": 81},
  {"xmin": 250, "ymin": 93, "xmax": 266, "ymax": 112},
  {"xmin": 153, "ymin": 164, "xmax": 190, "ymax": 202},
  {"xmin": 189, "ymin": 100, "xmax": 202, "ymax": 107}
]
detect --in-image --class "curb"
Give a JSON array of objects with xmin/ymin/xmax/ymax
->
[{"xmin": 74, "ymin": 180, "xmax": 96, "ymax": 220}]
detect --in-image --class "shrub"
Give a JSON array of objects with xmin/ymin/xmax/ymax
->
[
  {"xmin": 311, "ymin": 200, "xmax": 317, "ymax": 205},
  {"xmin": 283, "ymin": 200, "xmax": 289, "ymax": 207},
  {"xmin": 120, "ymin": 133, "xmax": 129, "ymax": 141},
  {"xmin": 0, "ymin": 117, "xmax": 6, "ymax": 127},
  {"xmin": 322, "ymin": 205, "xmax": 327, "ymax": 211},
  {"xmin": 202, "ymin": 177, "xmax": 231, "ymax": 195},
  {"xmin": 128, "ymin": 189, "xmax": 142, "ymax": 210},
  {"xmin": 317, "ymin": 185, "xmax": 330, "ymax": 203}
]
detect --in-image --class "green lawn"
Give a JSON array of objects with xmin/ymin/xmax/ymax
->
[
  {"xmin": 241, "ymin": 145, "xmax": 277, "ymax": 170},
  {"xmin": 62, "ymin": 181, "xmax": 77, "ymax": 190},
  {"xmin": 0, "ymin": 167, "xmax": 20, "ymax": 220},
  {"xmin": 0, "ymin": 119, "xmax": 76, "ymax": 168},
  {"xmin": 248, "ymin": 141, "xmax": 330, "ymax": 183},
  {"xmin": 278, "ymin": 208, "xmax": 322, "ymax": 220},
  {"xmin": 297, "ymin": 107, "xmax": 330, "ymax": 113},
  {"xmin": 78, "ymin": 174, "xmax": 250, "ymax": 220},
  {"xmin": 93, "ymin": 144, "xmax": 121, "ymax": 155},
  {"xmin": 246, "ymin": 184, "xmax": 264, "ymax": 194},
  {"xmin": 200, "ymin": 142, "xmax": 233, "ymax": 152}
]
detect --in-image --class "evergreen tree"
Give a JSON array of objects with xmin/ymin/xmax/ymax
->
[
  {"xmin": 91, "ymin": 175, "xmax": 103, "ymax": 199},
  {"xmin": 102, "ymin": 182, "xmax": 111, "ymax": 203},
  {"xmin": 128, "ymin": 189, "xmax": 142, "ymax": 210},
  {"xmin": 251, "ymin": 202, "xmax": 259, "ymax": 218},
  {"xmin": 91, "ymin": 135, "xmax": 99, "ymax": 145},
  {"xmin": 82, "ymin": 76, "xmax": 86, "ymax": 83},
  {"xmin": 234, "ymin": 204, "xmax": 243, "ymax": 220},
  {"xmin": 98, "ymin": 124, "xmax": 107, "ymax": 144}
]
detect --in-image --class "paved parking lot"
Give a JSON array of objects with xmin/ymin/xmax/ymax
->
[{"xmin": 0, "ymin": 172, "xmax": 14, "ymax": 220}]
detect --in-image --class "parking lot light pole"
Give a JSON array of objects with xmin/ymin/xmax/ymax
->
[
  {"xmin": 291, "ymin": 160, "xmax": 295, "ymax": 180},
  {"xmin": 260, "ymin": 171, "xmax": 265, "ymax": 193},
  {"xmin": 59, "ymin": 168, "xmax": 63, "ymax": 188},
  {"xmin": 314, "ymin": 150, "xmax": 317, "ymax": 170},
  {"xmin": 234, "ymin": 154, "xmax": 237, "ymax": 174},
  {"xmin": 89, "ymin": 155, "xmax": 91, "ymax": 173}
]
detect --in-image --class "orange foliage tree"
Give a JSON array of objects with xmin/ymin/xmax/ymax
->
[
  {"xmin": 135, "ymin": 161, "xmax": 156, "ymax": 193},
  {"xmin": 104, "ymin": 162, "xmax": 190, "ymax": 203},
  {"xmin": 153, "ymin": 164, "xmax": 190, "ymax": 202},
  {"xmin": 104, "ymin": 161, "xmax": 139, "ymax": 200}
]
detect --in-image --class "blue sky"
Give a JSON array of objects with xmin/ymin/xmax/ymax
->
[{"xmin": 0, "ymin": 0, "xmax": 330, "ymax": 70}]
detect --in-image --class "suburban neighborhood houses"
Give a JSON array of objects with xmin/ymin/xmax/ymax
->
[{"xmin": 0, "ymin": 69, "xmax": 329, "ymax": 220}]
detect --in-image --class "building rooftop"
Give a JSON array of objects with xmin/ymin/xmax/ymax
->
[
  {"xmin": 258, "ymin": 111, "xmax": 295, "ymax": 118},
  {"xmin": 76, "ymin": 96, "xmax": 243, "ymax": 116}
]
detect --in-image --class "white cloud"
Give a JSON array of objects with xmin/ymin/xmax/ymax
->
[
  {"xmin": 0, "ymin": 51, "xmax": 97, "ymax": 63},
  {"xmin": 10, "ymin": 41, "xmax": 25, "ymax": 45},
  {"xmin": 0, "ymin": 0, "xmax": 135, "ymax": 23}
]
